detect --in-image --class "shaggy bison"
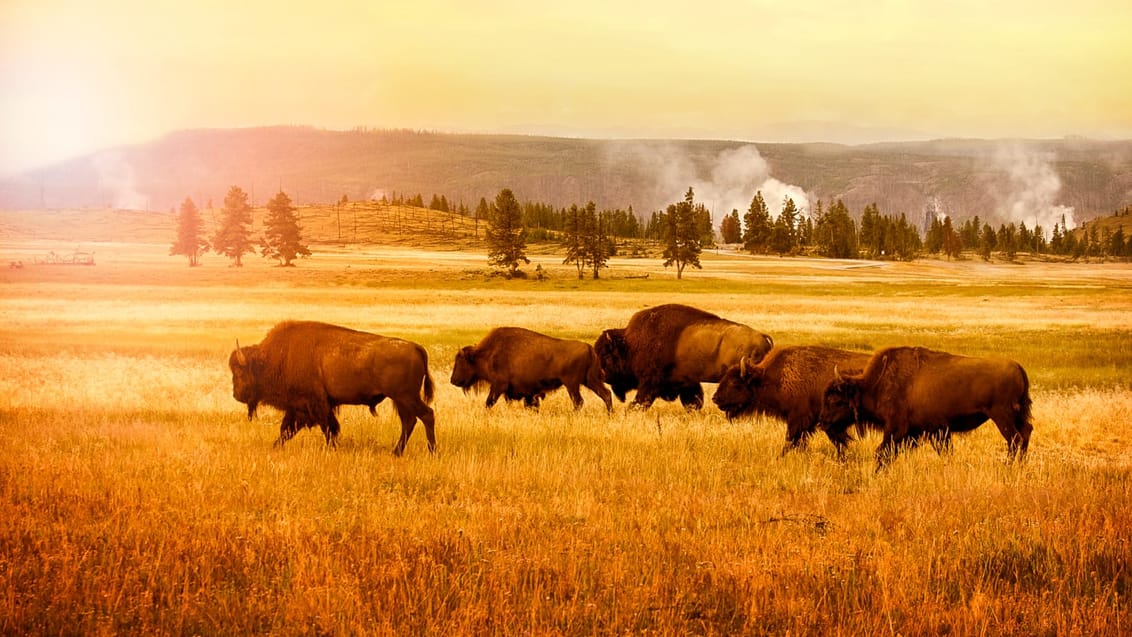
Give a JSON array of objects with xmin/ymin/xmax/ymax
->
[
  {"xmin": 713, "ymin": 346, "xmax": 873, "ymax": 456},
  {"xmin": 820, "ymin": 346, "xmax": 1032, "ymax": 469},
  {"xmin": 229, "ymin": 321, "xmax": 436, "ymax": 455},
  {"xmin": 595, "ymin": 303, "xmax": 773, "ymax": 409},
  {"xmin": 451, "ymin": 327, "xmax": 613, "ymax": 411}
]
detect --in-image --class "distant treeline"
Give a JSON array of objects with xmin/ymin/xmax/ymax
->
[{"xmin": 382, "ymin": 190, "xmax": 1132, "ymax": 262}]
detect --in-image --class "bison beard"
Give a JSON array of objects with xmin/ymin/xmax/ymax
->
[
  {"xmin": 595, "ymin": 304, "xmax": 773, "ymax": 410},
  {"xmin": 820, "ymin": 346, "xmax": 1033, "ymax": 469},
  {"xmin": 229, "ymin": 321, "xmax": 436, "ymax": 455}
]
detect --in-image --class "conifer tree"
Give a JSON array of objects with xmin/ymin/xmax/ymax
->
[
  {"xmin": 662, "ymin": 187, "xmax": 704, "ymax": 279},
  {"xmin": 742, "ymin": 191, "xmax": 772, "ymax": 254},
  {"xmin": 170, "ymin": 196, "xmax": 209, "ymax": 266},
  {"xmin": 486, "ymin": 188, "xmax": 529, "ymax": 277},
  {"xmin": 212, "ymin": 186, "xmax": 255, "ymax": 266},
  {"xmin": 261, "ymin": 191, "xmax": 311, "ymax": 266}
]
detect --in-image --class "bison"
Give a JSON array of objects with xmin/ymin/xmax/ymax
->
[
  {"xmin": 713, "ymin": 345, "xmax": 874, "ymax": 457},
  {"xmin": 450, "ymin": 327, "xmax": 613, "ymax": 411},
  {"xmin": 594, "ymin": 303, "xmax": 773, "ymax": 409},
  {"xmin": 229, "ymin": 321, "xmax": 436, "ymax": 455},
  {"xmin": 820, "ymin": 346, "xmax": 1032, "ymax": 469}
]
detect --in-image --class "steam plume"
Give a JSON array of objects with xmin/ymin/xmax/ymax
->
[{"xmin": 994, "ymin": 144, "xmax": 1076, "ymax": 231}]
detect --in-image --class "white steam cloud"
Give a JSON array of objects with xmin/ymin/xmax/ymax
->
[
  {"xmin": 92, "ymin": 152, "xmax": 147, "ymax": 210},
  {"xmin": 614, "ymin": 143, "xmax": 809, "ymax": 225},
  {"xmin": 994, "ymin": 144, "xmax": 1076, "ymax": 231}
]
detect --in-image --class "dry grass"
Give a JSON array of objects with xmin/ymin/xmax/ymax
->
[{"xmin": 1, "ymin": 239, "xmax": 1131, "ymax": 635}]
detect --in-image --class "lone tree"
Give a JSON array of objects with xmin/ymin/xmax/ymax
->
[
  {"xmin": 213, "ymin": 186, "xmax": 255, "ymax": 266},
  {"xmin": 486, "ymin": 188, "xmax": 529, "ymax": 277},
  {"xmin": 261, "ymin": 190, "xmax": 311, "ymax": 266},
  {"xmin": 662, "ymin": 187, "xmax": 705, "ymax": 279},
  {"xmin": 562, "ymin": 203, "xmax": 587, "ymax": 279},
  {"xmin": 170, "ymin": 196, "xmax": 209, "ymax": 266}
]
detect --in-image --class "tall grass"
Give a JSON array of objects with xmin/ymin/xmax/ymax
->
[{"xmin": 1, "ymin": 245, "xmax": 1130, "ymax": 634}]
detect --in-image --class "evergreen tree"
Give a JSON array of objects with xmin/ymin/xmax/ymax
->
[
  {"xmin": 583, "ymin": 202, "xmax": 611, "ymax": 279},
  {"xmin": 979, "ymin": 223, "xmax": 996, "ymax": 261},
  {"xmin": 770, "ymin": 197, "xmax": 799, "ymax": 255},
  {"xmin": 742, "ymin": 191, "xmax": 772, "ymax": 254},
  {"xmin": 562, "ymin": 203, "xmax": 586, "ymax": 279},
  {"xmin": 942, "ymin": 215, "xmax": 962, "ymax": 260},
  {"xmin": 486, "ymin": 188, "xmax": 529, "ymax": 277},
  {"xmin": 170, "ymin": 196, "xmax": 209, "ymax": 266},
  {"xmin": 474, "ymin": 197, "xmax": 490, "ymax": 239},
  {"xmin": 212, "ymin": 185, "xmax": 255, "ymax": 267},
  {"xmin": 814, "ymin": 199, "xmax": 857, "ymax": 259},
  {"xmin": 720, "ymin": 209, "xmax": 742, "ymax": 244},
  {"xmin": 661, "ymin": 187, "xmax": 704, "ymax": 279},
  {"xmin": 260, "ymin": 191, "xmax": 310, "ymax": 266}
]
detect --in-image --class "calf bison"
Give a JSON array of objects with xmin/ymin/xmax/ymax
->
[
  {"xmin": 451, "ymin": 327, "xmax": 613, "ymax": 411},
  {"xmin": 229, "ymin": 321, "xmax": 436, "ymax": 455},
  {"xmin": 595, "ymin": 303, "xmax": 773, "ymax": 409},
  {"xmin": 820, "ymin": 346, "xmax": 1032, "ymax": 469},
  {"xmin": 713, "ymin": 345, "xmax": 873, "ymax": 457}
]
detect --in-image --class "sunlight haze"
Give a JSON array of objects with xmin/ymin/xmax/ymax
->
[{"xmin": 1, "ymin": 0, "xmax": 1130, "ymax": 175}]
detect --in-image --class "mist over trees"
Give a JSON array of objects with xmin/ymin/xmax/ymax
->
[
  {"xmin": 212, "ymin": 186, "xmax": 255, "ymax": 267},
  {"xmin": 261, "ymin": 191, "xmax": 311, "ymax": 266}
]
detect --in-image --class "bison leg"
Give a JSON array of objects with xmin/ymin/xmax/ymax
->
[
  {"xmin": 392, "ymin": 398, "xmax": 436, "ymax": 456},
  {"xmin": 320, "ymin": 410, "xmax": 341, "ymax": 448},
  {"xmin": 989, "ymin": 410, "xmax": 1030, "ymax": 460},
  {"xmin": 367, "ymin": 394, "xmax": 386, "ymax": 416},
  {"xmin": 274, "ymin": 410, "xmax": 299, "ymax": 448},
  {"xmin": 586, "ymin": 380, "xmax": 613, "ymax": 412},
  {"xmin": 678, "ymin": 385, "xmax": 704, "ymax": 411},
  {"xmin": 565, "ymin": 384, "xmax": 585, "ymax": 410},
  {"xmin": 874, "ymin": 432, "xmax": 903, "ymax": 471},
  {"xmin": 485, "ymin": 387, "xmax": 502, "ymax": 408},
  {"xmin": 781, "ymin": 425, "xmax": 813, "ymax": 456}
]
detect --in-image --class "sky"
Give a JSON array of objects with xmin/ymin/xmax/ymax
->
[{"xmin": 1, "ymin": 0, "xmax": 1130, "ymax": 176}]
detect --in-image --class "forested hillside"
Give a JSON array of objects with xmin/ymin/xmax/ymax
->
[{"xmin": 2, "ymin": 127, "xmax": 1130, "ymax": 229}]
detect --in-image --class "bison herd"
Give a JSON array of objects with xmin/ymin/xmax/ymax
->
[{"xmin": 228, "ymin": 303, "xmax": 1033, "ymax": 469}]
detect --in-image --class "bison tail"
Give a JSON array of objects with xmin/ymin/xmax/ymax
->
[{"xmin": 422, "ymin": 369, "xmax": 436, "ymax": 405}]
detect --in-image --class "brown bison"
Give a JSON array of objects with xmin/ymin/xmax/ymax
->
[
  {"xmin": 594, "ymin": 303, "xmax": 773, "ymax": 409},
  {"xmin": 451, "ymin": 327, "xmax": 613, "ymax": 411},
  {"xmin": 820, "ymin": 346, "xmax": 1032, "ymax": 469},
  {"xmin": 229, "ymin": 321, "xmax": 436, "ymax": 455},
  {"xmin": 713, "ymin": 345, "xmax": 874, "ymax": 456}
]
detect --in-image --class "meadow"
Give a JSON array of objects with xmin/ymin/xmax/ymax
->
[{"xmin": 1, "ymin": 237, "xmax": 1131, "ymax": 635}]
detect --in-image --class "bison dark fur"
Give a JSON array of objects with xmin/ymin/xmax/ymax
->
[
  {"xmin": 820, "ymin": 346, "xmax": 1033, "ymax": 469},
  {"xmin": 229, "ymin": 321, "xmax": 436, "ymax": 455},
  {"xmin": 451, "ymin": 327, "xmax": 612, "ymax": 411},
  {"xmin": 713, "ymin": 345, "xmax": 875, "ymax": 457},
  {"xmin": 595, "ymin": 304, "xmax": 773, "ymax": 410}
]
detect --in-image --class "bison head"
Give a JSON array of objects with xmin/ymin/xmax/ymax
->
[
  {"xmin": 594, "ymin": 328, "xmax": 635, "ymax": 401},
  {"xmin": 820, "ymin": 369, "xmax": 863, "ymax": 431},
  {"xmin": 449, "ymin": 346, "xmax": 481, "ymax": 391},
  {"xmin": 228, "ymin": 340, "xmax": 262, "ymax": 419},
  {"xmin": 712, "ymin": 356, "xmax": 764, "ymax": 420}
]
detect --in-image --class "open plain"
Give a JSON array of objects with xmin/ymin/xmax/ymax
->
[{"xmin": 2, "ymin": 235, "xmax": 1131, "ymax": 634}]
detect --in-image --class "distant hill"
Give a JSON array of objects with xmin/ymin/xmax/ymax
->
[{"xmin": 2, "ymin": 127, "xmax": 1130, "ymax": 229}]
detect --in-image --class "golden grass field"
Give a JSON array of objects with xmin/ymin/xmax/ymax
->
[{"xmin": 2, "ymin": 220, "xmax": 1131, "ymax": 634}]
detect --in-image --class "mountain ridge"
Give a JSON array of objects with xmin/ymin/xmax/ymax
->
[{"xmin": 2, "ymin": 127, "xmax": 1130, "ymax": 229}]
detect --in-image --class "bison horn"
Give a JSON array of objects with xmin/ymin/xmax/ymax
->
[
  {"xmin": 235, "ymin": 339, "xmax": 247, "ymax": 366},
  {"xmin": 740, "ymin": 356, "xmax": 749, "ymax": 377}
]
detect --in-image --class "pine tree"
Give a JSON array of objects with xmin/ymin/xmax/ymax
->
[
  {"xmin": 742, "ymin": 191, "xmax": 772, "ymax": 254},
  {"xmin": 815, "ymin": 199, "xmax": 857, "ymax": 259},
  {"xmin": 486, "ymin": 188, "xmax": 529, "ymax": 277},
  {"xmin": 770, "ymin": 196, "xmax": 799, "ymax": 255},
  {"xmin": 212, "ymin": 186, "xmax": 255, "ymax": 266},
  {"xmin": 720, "ymin": 209, "xmax": 742, "ymax": 244},
  {"xmin": 583, "ymin": 202, "xmax": 610, "ymax": 279},
  {"xmin": 562, "ymin": 203, "xmax": 586, "ymax": 279},
  {"xmin": 260, "ymin": 191, "xmax": 310, "ymax": 266},
  {"xmin": 662, "ymin": 187, "xmax": 704, "ymax": 279},
  {"xmin": 170, "ymin": 196, "xmax": 209, "ymax": 266}
]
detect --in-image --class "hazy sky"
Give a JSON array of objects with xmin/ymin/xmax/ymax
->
[{"xmin": 2, "ymin": 0, "xmax": 1130, "ymax": 175}]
